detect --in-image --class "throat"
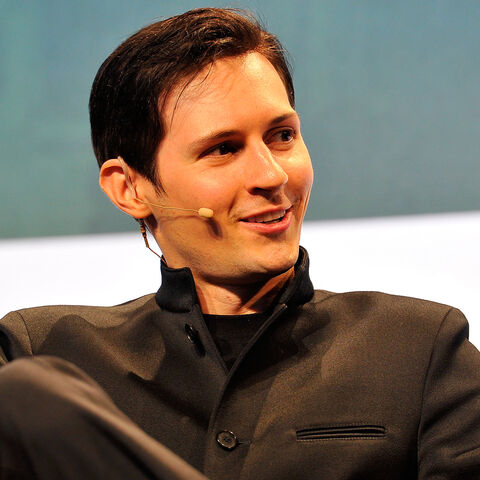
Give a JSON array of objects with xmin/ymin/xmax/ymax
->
[{"xmin": 195, "ymin": 268, "xmax": 295, "ymax": 315}]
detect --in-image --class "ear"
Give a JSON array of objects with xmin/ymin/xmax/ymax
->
[{"xmin": 99, "ymin": 158, "xmax": 152, "ymax": 219}]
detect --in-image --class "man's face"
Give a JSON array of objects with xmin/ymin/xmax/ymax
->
[{"xmin": 147, "ymin": 52, "xmax": 313, "ymax": 285}]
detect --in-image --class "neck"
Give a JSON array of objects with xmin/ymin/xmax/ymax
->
[{"xmin": 194, "ymin": 268, "xmax": 294, "ymax": 315}]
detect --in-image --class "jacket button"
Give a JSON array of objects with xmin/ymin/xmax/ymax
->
[
  {"xmin": 184, "ymin": 324, "xmax": 205, "ymax": 356},
  {"xmin": 216, "ymin": 430, "xmax": 238, "ymax": 450},
  {"xmin": 184, "ymin": 324, "xmax": 197, "ymax": 343}
]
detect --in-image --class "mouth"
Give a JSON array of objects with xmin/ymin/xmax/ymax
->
[
  {"xmin": 240, "ymin": 209, "xmax": 289, "ymax": 224},
  {"xmin": 238, "ymin": 206, "xmax": 294, "ymax": 234}
]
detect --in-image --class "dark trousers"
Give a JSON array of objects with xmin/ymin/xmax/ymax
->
[{"xmin": 0, "ymin": 356, "xmax": 208, "ymax": 480}]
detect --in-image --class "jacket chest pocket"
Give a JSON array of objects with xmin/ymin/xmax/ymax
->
[{"xmin": 296, "ymin": 424, "xmax": 386, "ymax": 441}]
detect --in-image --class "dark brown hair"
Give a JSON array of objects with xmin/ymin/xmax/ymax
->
[{"xmin": 89, "ymin": 8, "xmax": 294, "ymax": 185}]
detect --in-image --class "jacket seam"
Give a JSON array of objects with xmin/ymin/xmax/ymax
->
[
  {"xmin": 13, "ymin": 311, "xmax": 34, "ymax": 356},
  {"xmin": 416, "ymin": 306, "xmax": 455, "ymax": 467},
  {"xmin": 308, "ymin": 290, "xmax": 343, "ymax": 306}
]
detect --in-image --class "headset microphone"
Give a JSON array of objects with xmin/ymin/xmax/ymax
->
[
  {"xmin": 135, "ymin": 200, "xmax": 214, "ymax": 218},
  {"xmin": 117, "ymin": 156, "xmax": 214, "ymax": 218}
]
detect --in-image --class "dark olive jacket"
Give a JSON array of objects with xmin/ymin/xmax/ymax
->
[{"xmin": 1, "ymin": 248, "xmax": 479, "ymax": 479}]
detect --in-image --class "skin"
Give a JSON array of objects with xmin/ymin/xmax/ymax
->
[{"xmin": 100, "ymin": 52, "xmax": 314, "ymax": 314}]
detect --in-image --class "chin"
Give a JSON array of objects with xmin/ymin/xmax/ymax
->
[{"xmin": 249, "ymin": 246, "xmax": 299, "ymax": 277}]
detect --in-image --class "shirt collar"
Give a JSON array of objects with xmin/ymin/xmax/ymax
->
[{"xmin": 155, "ymin": 246, "xmax": 314, "ymax": 313}]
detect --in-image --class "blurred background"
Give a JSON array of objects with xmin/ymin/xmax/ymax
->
[{"xmin": 1, "ymin": 1, "xmax": 479, "ymax": 343}]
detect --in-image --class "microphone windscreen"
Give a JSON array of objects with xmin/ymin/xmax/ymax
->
[{"xmin": 198, "ymin": 207, "xmax": 214, "ymax": 218}]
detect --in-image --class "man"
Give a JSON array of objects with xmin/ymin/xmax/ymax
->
[{"xmin": 0, "ymin": 8, "xmax": 479, "ymax": 480}]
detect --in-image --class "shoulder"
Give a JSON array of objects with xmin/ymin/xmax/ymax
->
[
  {"xmin": 297, "ymin": 291, "xmax": 475, "ymax": 391},
  {"xmin": 0, "ymin": 294, "xmax": 158, "ymax": 348},
  {"xmin": 307, "ymin": 289, "xmax": 467, "ymax": 342},
  {"xmin": 311, "ymin": 288, "xmax": 457, "ymax": 314}
]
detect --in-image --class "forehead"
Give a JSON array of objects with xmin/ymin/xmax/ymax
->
[{"xmin": 161, "ymin": 52, "xmax": 294, "ymax": 137}]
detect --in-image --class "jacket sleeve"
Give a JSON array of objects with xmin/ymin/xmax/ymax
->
[
  {"xmin": 0, "ymin": 311, "xmax": 33, "ymax": 366},
  {"xmin": 418, "ymin": 307, "xmax": 480, "ymax": 479}
]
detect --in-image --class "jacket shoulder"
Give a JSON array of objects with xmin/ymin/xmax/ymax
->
[
  {"xmin": 10, "ymin": 293, "xmax": 157, "ymax": 325},
  {"xmin": 0, "ymin": 294, "xmax": 158, "ymax": 359},
  {"xmin": 310, "ymin": 288, "xmax": 466, "ymax": 338}
]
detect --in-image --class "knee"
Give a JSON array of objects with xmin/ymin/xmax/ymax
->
[
  {"xmin": 0, "ymin": 356, "xmax": 98, "ymax": 437},
  {"xmin": 0, "ymin": 356, "xmax": 49, "ymax": 398},
  {"xmin": 0, "ymin": 357, "xmax": 63, "ymax": 423},
  {"xmin": 0, "ymin": 356, "xmax": 78, "ymax": 399}
]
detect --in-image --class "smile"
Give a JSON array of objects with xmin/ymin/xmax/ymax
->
[
  {"xmin": 243, "ymin": 210, "xmax": 287, "ymax": 224},
  {"xmin": 239, "ymin": 207, "xmax": 293, "ymax": 234}
]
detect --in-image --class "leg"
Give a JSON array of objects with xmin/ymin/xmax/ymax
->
[{"xmin": 0, "ymin": 356, "xmax": 208, "ymax": 480}]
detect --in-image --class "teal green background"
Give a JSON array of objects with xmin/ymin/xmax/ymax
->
[{"xmin": 2, "ymin": 0, "xmax": 479, "ymax": 238}]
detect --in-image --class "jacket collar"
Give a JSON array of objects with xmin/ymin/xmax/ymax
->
[{"xmin": 155, "ymin": 246, "xmax": 314, "ymax": 313}]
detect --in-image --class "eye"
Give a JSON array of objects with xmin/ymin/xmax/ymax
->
[
  {"xmin": 203, "ymin": 142, "xmax": 240, "ymax": 157},
  {"xmin": 268, "ymin": 128, "xmax": 296, "ymax": 145}
]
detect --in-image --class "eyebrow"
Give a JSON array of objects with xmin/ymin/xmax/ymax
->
[{"xmin": 188, "ymin": 111, "xmax": 299, "ymax": 152}]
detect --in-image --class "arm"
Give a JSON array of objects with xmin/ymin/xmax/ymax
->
[
  {"xmin": 0, "ymin": 311, "xmax": 33, "ymax": 365},
  {"xmin": 418, "ymin": 308, "xmax": 480, "ymax": 479}
]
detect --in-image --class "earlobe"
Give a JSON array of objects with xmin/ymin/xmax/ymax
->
[{"xmin": 99, "ymin": 158, "xmax": 152, "ymax": 219}]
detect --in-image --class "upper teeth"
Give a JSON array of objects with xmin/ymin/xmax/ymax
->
[{"xmin": 247, "ymin": 210, "xmax": 286, "ymax": 223}]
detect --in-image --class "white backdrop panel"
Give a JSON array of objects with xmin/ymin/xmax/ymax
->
[{"xmin": 1, "ymin": 212, "xmax": 478, "ymax": 347}]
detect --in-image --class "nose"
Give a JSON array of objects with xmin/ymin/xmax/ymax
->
[{"xmin": 245, "ymin": 143, "xmax": 288, "ymax": 193}]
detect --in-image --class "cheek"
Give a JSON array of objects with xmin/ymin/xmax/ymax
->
[
  {"xmin": 180, "ymin": 173, "xmax": 236, "ymax": 211},
  {"xmin": 159, "ymin": 160, "xmax": 223, "ymax": 206},
  {"xmin": 286, "ymin": 153, "xmax": 314, "ymax": 197}
]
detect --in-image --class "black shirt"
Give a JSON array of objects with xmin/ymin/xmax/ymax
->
[{"xmin": 203, "ymin": 312, "xmax": 269, "ymax": 370}]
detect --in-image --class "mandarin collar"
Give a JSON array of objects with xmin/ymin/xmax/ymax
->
[{"xmin": 155, "ymin": 246, "xmax": 314, "ymax": 313}]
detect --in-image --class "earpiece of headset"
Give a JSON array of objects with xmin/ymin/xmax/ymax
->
[{"xmin": 117, "ymin": 156, "xmax": 214, "ymax": 218}]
